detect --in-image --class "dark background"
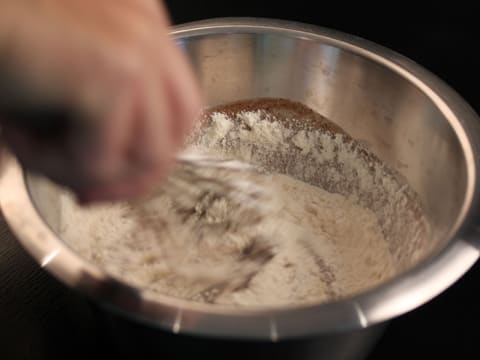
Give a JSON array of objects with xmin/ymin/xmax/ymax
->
[{"xmin": 1, "ymin": 1, "xmax": 480, "ymax": 359}]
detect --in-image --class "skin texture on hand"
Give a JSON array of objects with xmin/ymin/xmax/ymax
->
[{"xmin": 0, "ymin": 0, "xmax": 202, "ymax": 203}]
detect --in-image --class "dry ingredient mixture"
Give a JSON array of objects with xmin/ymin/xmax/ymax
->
[{"xmin": 59, "ymin": 100, "xmax": 428, "ymax": 307}]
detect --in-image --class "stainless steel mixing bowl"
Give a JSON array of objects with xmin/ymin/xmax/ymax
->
[{"xmin": 1, "ymin": 18, "xmax": 479, "ymax": 360}]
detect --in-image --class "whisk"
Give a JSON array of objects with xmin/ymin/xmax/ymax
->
[
  {"xmin": 170, "ymin": 152, "xmax": 274, "ymax": 229},
  {"xmin": 135, "ymin": 151, "xmax": 278, "ymax": 300}
]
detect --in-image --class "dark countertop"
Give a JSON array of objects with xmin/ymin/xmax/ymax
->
[{"xmin": 1, "ymin": 3, "xmax": 479, "ymax": 359}]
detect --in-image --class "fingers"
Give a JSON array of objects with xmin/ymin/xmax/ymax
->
[
  {"xmin": 164, "ymin": 45, "xmax": 202, "ymax": 146},
  {"xmin": 77, "ymin": 84, "xmax": 137, "ymax": 186},
  {"xmin": 159, "ymin": 37, "xmax": 203, "ymax": 148},
  {"xmin": 75, "ymin": 73, "xmax": 175, "ymax": 203},
  {"xmin": 78, "ymin": 32, "xmax": 203, "ymax": 203}
]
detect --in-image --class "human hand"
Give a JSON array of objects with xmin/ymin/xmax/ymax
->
[{"xmin": 0, "ymin": 0, "xmax": 202, "ymax": 203}]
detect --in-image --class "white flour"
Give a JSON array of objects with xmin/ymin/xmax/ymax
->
[{"xmin": 59, "ymin": 107, "xmax": 427, "ymax": 307}]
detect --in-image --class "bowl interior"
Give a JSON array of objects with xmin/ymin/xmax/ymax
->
[{"xmin": 26, "ymin": 29, "xmax": 470, "ymax": 308}]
